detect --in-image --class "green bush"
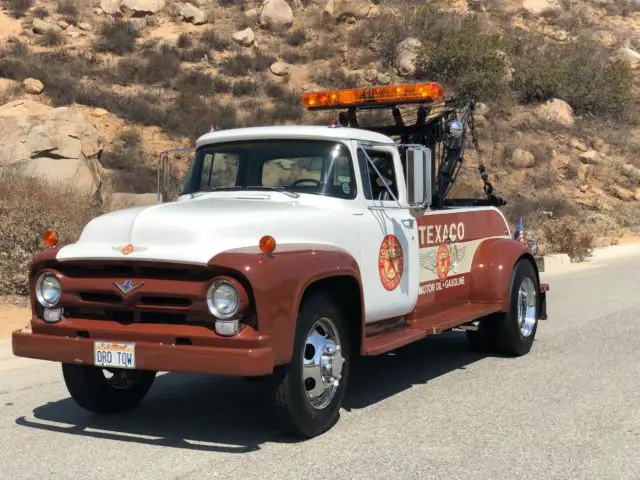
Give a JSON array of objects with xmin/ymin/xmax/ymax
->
[
  {"xmin": 414, "ymin": 15, "xmax": 510, "ymax": 101},
  {"xmin": 511, "ymin": 36, "xmax": 633, "ymax": 119}
]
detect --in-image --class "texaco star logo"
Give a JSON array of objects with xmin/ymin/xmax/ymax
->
[
  {"xmin": 378, "ymin": 234, "xmax": 404, "ymax": 291},
  {"xmin": 435, "ymin": 243, "xmax": 451, "ymax": 281}
]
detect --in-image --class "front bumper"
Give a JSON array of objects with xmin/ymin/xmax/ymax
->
[{"xmin": 12, "ymin": 319, "xmax": 275, "ymax": 376}]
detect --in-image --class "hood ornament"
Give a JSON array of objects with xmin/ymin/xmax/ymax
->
[
  {"xmin": 114, "ymin": 279, "xmax": 145, "ymax": 295},
  {"xmin": 112, "ymin": 244, "xmax": 148, "ymax": 255}
]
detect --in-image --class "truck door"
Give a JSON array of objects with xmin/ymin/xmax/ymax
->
[{"xmin": 355, "ymin": 144, "xmax": 419, "ymax": 324}]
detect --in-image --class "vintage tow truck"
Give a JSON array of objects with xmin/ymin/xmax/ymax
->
[{"xmin": 12, "ymin": 82, "xmax": 548, "ymax": 438}]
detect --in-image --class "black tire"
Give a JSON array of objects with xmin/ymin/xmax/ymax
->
[
  {"xmin": 468, "ymin": 258, "xmax": 540, "ymax": 356},
  {"xmin": 62, "ymin": 363, "xmax": 156, "ymax": 414},
  {"xmin": 272, "ymin": 290, "xmax": 351, "ymax": 439},
  {"xmin": 494, "ymin": 258, "xmax": 540, "ymax": 356}
]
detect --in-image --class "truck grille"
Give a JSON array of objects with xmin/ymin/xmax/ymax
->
[{"xmin": 53, "ymin": 261, "xmax": 217, "ymax": 326}]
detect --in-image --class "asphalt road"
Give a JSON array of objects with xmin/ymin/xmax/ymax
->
[{"xmin": 1, "ymin": 245, "xmax": 640, "ymax": 480}]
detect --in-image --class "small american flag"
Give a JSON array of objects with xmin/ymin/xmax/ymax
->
[{"xmin": 513, "ymin": 217, "xmax": 525, "ymax": 243}]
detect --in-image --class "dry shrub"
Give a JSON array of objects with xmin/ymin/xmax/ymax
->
[
  {"xmin": 56, "ymin": 0, "xmax": 79, "ymax": 18},
  {"xmin": 0, "ymin": 170, "xmax": 103, "ymax": 295},
  {"xmin": 0, "ymin": 46, "xmax": 98, "ymax": 106},
  {"xmin": 232, "ymin": 78, "xmax": 258, "ymax": 96},
  {"xmin": 0, "ymin": 84, "xmax": 23, "ymax": 106},
  {"xmin": 39, "ymin": 29, "xmax": 64, "ymax": 46},
  {"xmin": 99, "ymin": 129, "xmax": 157, "ymax": 193},
  {"xmin": 610, "ymin": 203, "xmax": 640, "ymax": 233},
  {"xmin": 312, "ymin": 68, "xmax": 359, "ymax": 88},
  {"xmin": 173, "ymin": 70, "xmax": 231, "ymax": 95},
  {"xmin": 541, "ymin": 216, "xmax": 595, "ymax": 262},
  {"xmin": 114, "ymin": 47, "xmax": 182, "ymax": 86},
  {"xmin": 6, "ymin": 0, "xmax": 33, "ymax": 17},
  {"xmin": 94, "ymin": 19, "xmax": 140, "ymax": 55}
]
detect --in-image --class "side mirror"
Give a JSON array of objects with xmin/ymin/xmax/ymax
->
[
  {"xmin": 157, "ymin": 151, "xmax": 171, "ymax": 204},
  {"xmin": 157, "ymin": 148, "xmax": 193, "ymax": 203},
  {"xmin": 406, "ymin": 147, "xmax": 432, "ymax": 209}
]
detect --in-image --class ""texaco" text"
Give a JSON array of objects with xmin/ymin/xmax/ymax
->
[{"xmin": 419, "ymin": 222, "xmax": 465, "ymax": 247}]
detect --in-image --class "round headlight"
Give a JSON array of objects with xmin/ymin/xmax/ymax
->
[
  {"xmin": 206, "ymin": 280, "xmax": 240, "ymax": 319},
  {"xmin": 36, "ymin": 272, "xmax": 62, "ymax": 308}
]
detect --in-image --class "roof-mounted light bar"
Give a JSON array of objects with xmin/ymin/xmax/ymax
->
[{"xmin": 302, "ymin": 82, "xmax": 444, "ymax": 111}]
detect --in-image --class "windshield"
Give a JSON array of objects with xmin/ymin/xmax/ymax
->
[{"xmin": 181, "ymin": 139, "xmax": 357, "ymax": 199}]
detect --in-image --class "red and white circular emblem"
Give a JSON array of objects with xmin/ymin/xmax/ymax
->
[
  {"xmin": 435, "ymin": 243, "xmax": 451, "ymax": 281},
  {"xmin": 378, "ymin": 234, "xmax": 404, "ymax": 291}
]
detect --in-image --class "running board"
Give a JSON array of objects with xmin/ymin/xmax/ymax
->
[
  {"xmin": 363, "ymin": 302, "xmax": 503, "ymax": 356},
  {"xmin": 363, "ymin": 328, "xmax": 426, "ymax": 356},
  {"xmin": 454, "ymin": 320, "xmax": 480, "ymax": 332}
]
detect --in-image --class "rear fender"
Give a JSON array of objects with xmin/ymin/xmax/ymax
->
[{"xmin": 469, "ymin": 238, "xmax": 539, "ymax": 309}]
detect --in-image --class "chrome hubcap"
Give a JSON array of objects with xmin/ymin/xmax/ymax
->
[
  {"xmin": 517, "ymin": 277, "xmax": 537, "ymax": 337},
  {"xmin": 302, "ymin": 317, "xmax": 345, "ymax": 410}
]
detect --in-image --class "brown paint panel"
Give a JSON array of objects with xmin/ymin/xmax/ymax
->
[
  {"xmin": 12, "ymin": 330, "xmax": 274, "ymax": 376},
  {"xmin": 408, "ymin": 209, "xmax": 510, "ymax": 326},
  {"xmin": 416, "ymin": 209, "xmax": 509, "ymax": 248},
  {"xmin": 468, "ymin": 238, "xmax": 532, "ymax": 306},
  {"xmin": 209, "ymin": 243, "xmax": 364, "ymax": 364}
]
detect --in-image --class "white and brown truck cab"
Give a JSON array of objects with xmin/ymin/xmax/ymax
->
[{"xmin": 12, "ymin": 82, "xmax": 549, "ymax": 438}]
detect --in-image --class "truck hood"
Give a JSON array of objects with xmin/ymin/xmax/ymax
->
[{"xmin": 56, "ymin": 195, "xmax": 348, "ymax": 264}]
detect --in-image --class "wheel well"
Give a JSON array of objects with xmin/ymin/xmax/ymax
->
[{"xmin": 300, "ymin": 275, "xmax": 363, "ymax": 357}]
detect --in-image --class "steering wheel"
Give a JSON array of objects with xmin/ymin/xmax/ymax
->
[{"xmin": 290, "ymin": 178, "xmax": 322, "ymax": 187}]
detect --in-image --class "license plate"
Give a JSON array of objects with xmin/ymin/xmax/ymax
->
[{"xmin": 94, "ymin": 341, "xmax": 136, "ymax": 369}]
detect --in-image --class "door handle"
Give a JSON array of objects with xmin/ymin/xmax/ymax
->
[{"xmin": 401, "ymin": 218, "xmax": 415, "ymax": 228}]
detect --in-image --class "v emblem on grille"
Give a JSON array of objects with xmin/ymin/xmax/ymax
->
[{"xmin": 114, "ymin": 279, "xmax": 145, "ymax": 295}]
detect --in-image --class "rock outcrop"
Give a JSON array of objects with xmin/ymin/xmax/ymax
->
[{"xmin": 0, "ymin": 100, "xmax": 103, "ymax": 197}]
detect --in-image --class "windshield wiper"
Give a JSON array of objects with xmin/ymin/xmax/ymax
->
[{"xmin": 193, "ymin": 185, "xmax": 300, "ymax": 198}]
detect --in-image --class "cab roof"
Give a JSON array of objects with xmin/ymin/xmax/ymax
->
[{"xmin": 194, "ymin": 125, "xmax": 395, "ymax": 149}]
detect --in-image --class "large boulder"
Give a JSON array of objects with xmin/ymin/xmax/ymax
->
[
  {"xmin": 534, "ymin": 98, "xmax": 575, "ymax": 128},
  {"xmin": 100, "ymin": 0, "xmax": 122, "ymax": 14},
  {"xmin": 259, "ymin": 0, "xmax": 293, "ymax": 31},
  {"xmin": 394, "ymin": 37, "xmax": 422, "ymax": 77},
  {"xmin": 522, "ymin": 0, "xmax": 561, "ymax": 15},
  {"xmin": 323, "ymin": 0, "xmax": 372, "ymax": 21},
  {"xmin": 121, "ymin": 0, "xmax": 166, "ymax": 15},
  {"xmin": 0, "ymin": 100, "xmax": 103, "ymax": 196}
]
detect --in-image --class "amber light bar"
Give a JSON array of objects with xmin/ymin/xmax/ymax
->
[{"xmin": 302, "ymin": 82, "xmax": 444, "ymax": 110}]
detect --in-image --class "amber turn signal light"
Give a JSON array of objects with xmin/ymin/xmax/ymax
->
[
  {"xmin": 259, "ymin": 235, "xmax": 276, "ymax": 254},
  {"xmin": 42, "ymin": 229, "xmax": 59, "ymax": 248}
]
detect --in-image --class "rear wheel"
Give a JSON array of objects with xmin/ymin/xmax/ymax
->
[
  {"xmin": 62, "ymin": 363, "xmax": 156, "ymax": 414},
  {"xmin": 272, "ymin": 290, "xmax": 350, "ymax": 438},
  {"xmin": 467, "ymin": 258, "xmax": 540, "ymax": 356}
]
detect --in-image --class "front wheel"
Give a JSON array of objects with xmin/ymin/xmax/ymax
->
[
  {"xmin": 62, "ymin": 363, "xmax": 156, "ymax": 414},
  {"xmin": 272, "ymin": 290, "xmax": 350, "ymax": 438}
]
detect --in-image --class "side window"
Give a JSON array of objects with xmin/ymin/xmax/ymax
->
[
  {"xmin": 359, "ymin": 149, "xmax": 398, "ymax": 201},
  {"xmin": 357, "ymin": 149, "xmax": 373, "ymax": 200},
  {"xmin": 201, "ymin": 153, "xmax": 239, "ymax": 189},
  {"xmin": 328, "ymin": 151, "xmax": 356, "ymax": 197}
]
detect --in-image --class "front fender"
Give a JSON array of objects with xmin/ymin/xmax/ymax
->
[
  {"xmin": 468, "ymin": 238, "xmax": 536, "ymax": 308},
  {"xmin": 208, "ymin": 243, "xmax": 363, "ymax": 365}
]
